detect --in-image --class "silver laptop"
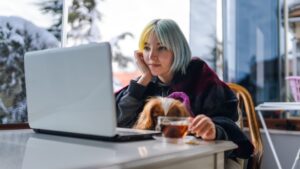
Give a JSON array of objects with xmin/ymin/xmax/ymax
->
[{"xmin": 24, "ymin": 42, "xmax": 158, "ymax": 141}]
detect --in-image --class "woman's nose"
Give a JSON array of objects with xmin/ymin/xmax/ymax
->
[{"xmin": 149, "ymin": 49, "xmax": 158, "ymax": 60}]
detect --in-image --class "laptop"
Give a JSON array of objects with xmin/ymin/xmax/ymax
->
[{"xmin": 24, "ymin": 42, "xmax": 159, "ymax": 141}]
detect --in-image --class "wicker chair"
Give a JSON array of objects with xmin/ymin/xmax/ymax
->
[{"xmin": 228, "ymin": 83, "xmax": 263, "ymax": 169}]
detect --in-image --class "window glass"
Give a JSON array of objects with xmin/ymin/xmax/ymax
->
[
  {"xmin": 223, "ymin": 0, "xmax": 281, "ymax": 104},
  {"xmin": 0, "ymin": 0, "xmax": 189, "ymax": 124},
  {"xmin": 0, "ymin": 0, "xmax": 61, "ymax": 124},
  {"xmin": 65, "ymin": 0, "xmax": 190, "ymax": 91},
  {"xmin": 190, "ymin": 0, "xmax": 217, "ymax": 69}
]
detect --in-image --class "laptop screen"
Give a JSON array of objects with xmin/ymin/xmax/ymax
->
[{"xmin": 24, "ymin": 42, "xmax": 117, "ymax": 137}]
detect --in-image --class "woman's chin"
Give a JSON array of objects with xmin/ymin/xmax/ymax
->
[
  {"xmin": 151, "ymin": 72, "xmax": 163, "ymax": 77},
  {"xmin": 149, "ymin": 70, "xmax": 160, "ymax": 76}
]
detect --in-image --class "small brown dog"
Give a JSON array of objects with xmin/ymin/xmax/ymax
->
[{"xmin": 133, "ymin": 92, "xmax": 193, "ymax": 130}]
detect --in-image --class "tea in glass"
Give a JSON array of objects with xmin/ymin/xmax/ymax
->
[{"xmin": 156, "ymin": 116, "xmax": 190, "ymax": 143}]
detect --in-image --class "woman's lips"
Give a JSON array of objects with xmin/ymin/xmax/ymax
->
[{"xmin": 148, "ymin": 64, "xmax": 160, "ymax": 67}]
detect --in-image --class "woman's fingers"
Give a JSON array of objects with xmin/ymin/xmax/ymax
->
[
  {"xmin": 191, "ymin": 117, "xmax": 209, "ymax": 136},
  {"xmin": 135, "ymin": 50, "xmax": 153, "ymax": 86},
  {"xmin": 189, "ymin": 115, "xmax": 206, "ymax": 131},
  {"xmin": 203, "ymin": 125, "xmax": 215, "ymax": 140},
  {"xmin": 134, "ymin": 50, "xmax": 143, "ymax": 62},
  {"xmin": 189, "ymin": 115, "xmax": 216, "ymax": 140},
  {"xmin": 134, "ymin": 50, "xmax": 149, "ymax": 74}
]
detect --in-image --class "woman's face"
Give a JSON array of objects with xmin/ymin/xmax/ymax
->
[{"xmin": 143, "ymin": 33, "xmax": 174, "ymax": 83}]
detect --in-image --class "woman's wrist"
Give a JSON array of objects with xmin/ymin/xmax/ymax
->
[{"xmin": 137, "ymin": 74, "xmax": 152, "ymax": 86}]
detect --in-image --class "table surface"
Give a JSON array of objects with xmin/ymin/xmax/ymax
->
[
  {"xmin": 255, "ymin": 102, "xmax": 300, "ymax": 111},
  {"xmin": 0, "ymin": 129, "xmax": 236, "ymax": 169}
]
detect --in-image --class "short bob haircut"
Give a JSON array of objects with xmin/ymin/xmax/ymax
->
[{"xmin": 138, "ymin": 19, "xmax": 191, "ymax": 74}]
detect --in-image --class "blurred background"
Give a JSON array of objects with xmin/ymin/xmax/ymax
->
[{"xmin": 0, "ymin": 0, "xmax": 299, "ymax": 131}]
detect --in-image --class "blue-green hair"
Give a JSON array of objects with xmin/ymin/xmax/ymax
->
[{"xmin": 139, "ymin": 19, "xmax": 191, "ymax": 74}]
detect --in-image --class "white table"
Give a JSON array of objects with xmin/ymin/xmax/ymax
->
[
  {"xmin": 255, "ymin": 102, "xmax": 300, "ymax": 169},
  {"xmin": 0, "ymin": 129, "xmax": 237, "ymax": 169}
]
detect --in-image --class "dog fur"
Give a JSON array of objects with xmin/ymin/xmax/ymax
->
[{"xmin": 133, "ymin": 97, "xmax": 190, "ymax": 130}]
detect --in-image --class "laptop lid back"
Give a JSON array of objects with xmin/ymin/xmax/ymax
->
[{"xmin": 24, "ymin": 42, "xmax": 116, "ymax": 137}]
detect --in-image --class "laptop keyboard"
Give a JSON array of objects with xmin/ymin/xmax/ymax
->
[
  {"xmin": 118, "ymin": 130, "xmax": 141, "ymax": 136},
  {"xmin": 116, "ymin": 128, "xmax": 160, "ymax": 136}
]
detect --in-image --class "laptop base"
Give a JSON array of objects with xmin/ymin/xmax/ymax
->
[{"xmin": 33, "ymin": 128, "xmax": 156, "ymax": 142}]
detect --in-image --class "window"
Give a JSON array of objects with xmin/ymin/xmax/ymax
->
[
  {"xmin": 223, "ymin": 0, "xmax": 281, "ymax": 104},
  {"xmin": 0, "ymin": 0, "xmax": 190, "ymax": 125},
  {"xmin": 65, "ymin": 0, "xmax": 190, "ymax": 91},
  {"xmin": 0, "ymin": 0, "xmax": 61, "ymax": 124}
]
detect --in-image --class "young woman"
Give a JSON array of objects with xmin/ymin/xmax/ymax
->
[{"xmin": 115, "ymin": 19, "xmax": 253, "ymax": 165}]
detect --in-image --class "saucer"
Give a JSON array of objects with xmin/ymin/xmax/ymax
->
[{"xmin": 153, "ymin": 135, "xmax": 201, "ymax": 145}]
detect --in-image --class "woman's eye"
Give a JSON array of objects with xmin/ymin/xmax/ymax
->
[
  {"xmin": 144, "ymin": 46, "xmax": 150, "ymax": 51},
  {"xmin": 158, "ymin": 46, "xmax": 167, "ymax": 51}
]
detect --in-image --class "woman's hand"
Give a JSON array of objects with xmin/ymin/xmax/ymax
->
[
  {"xmin": 188, "ymin": 115, "xmax": 216, "ymax": 140},
  {"xmin": 135, "ymin": 50, "xmax": 152, "ymax": 86}
]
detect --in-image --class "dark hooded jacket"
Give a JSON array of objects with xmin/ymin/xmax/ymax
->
[{"xmin": 115, "ymin": 57, "xmax": 254, "ymax": 159}]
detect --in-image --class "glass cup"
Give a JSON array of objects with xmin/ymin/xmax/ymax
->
[{"xmin": 155, "ymin": 116, "xmax": 190, "ymax": 144}]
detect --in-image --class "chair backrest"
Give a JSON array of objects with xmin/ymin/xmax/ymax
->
[{"xmin": 227, "ymin": 83, "xmax": 263, "ymax": 169}]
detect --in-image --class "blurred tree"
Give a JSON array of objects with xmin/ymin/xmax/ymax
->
[
  {"xmin": 38, "ymin": 0, "xmax": 133, "ymax": 68},
  {"xmin": 0, "ymin": 16, "xmax": 59, "ymax": 123},
  {"xmin": 38, "ymin": 0, "xmax": 63, "ymax": 40},
  {"xmin": 110, "ymin": 32, "xmax": 134, "ymax": 68},
  {"xmin": 68, "ymin": 0, "xmax": 103, "ymax": 44}
]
